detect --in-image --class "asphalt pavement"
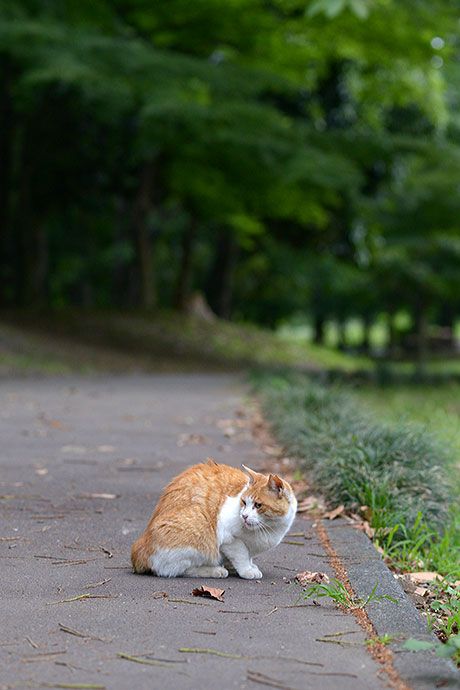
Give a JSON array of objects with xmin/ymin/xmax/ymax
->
[{"xmin": 0, "ymin": 373, "xmax": 458, "ymax": 689}]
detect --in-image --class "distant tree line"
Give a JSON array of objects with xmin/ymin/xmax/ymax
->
[{"xmin": 1, "ymin": 0, "xmax": 460, "ymax": 359}]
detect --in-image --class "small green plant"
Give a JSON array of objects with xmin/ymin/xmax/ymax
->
[
  {"xmin": 295, "ymin": 578, "xmax": 398, "ymax": 610},
  {"xmin": 429, "ymin": 582, "xmax": 460, "ymax": 638},
  {"xmin": 380, "ymin": 512, "xmax": 434, "ymax": 571},
  {"xmin": 405, "ymin": 581, "xmax": 460, "ymax": 664},
  {"xmin": 404, "ymin": 633, "xmax": 460, "ymax": 664},
  {"xmin": 366, "ymin": 634, "xmax": 397, "ymax": 646}
]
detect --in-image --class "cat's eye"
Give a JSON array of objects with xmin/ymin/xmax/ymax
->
[
  {"xmin": 241, "ymin": 499, "xmax": 246, "ymax": 506},
  {"xmin": 254, "ymin": 502, "xmax": 262, "ymax": 509}
]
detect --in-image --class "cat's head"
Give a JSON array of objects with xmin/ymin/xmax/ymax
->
[{"xmin": 239, "ymin": 465, "xmax": 296, "ymax": 529}]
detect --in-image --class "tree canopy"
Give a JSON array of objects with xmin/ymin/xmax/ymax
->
[{"xmin": 1, "ymin": 0, "xmax": 460, "ymax": 356}]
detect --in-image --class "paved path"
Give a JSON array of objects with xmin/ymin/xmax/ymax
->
[{"xmin": 0, "ymin": 374, "xmax": 456, "ymax": 689}]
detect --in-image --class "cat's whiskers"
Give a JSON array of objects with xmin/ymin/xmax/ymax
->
[{"xmin": 257, "ymin": 521, "xmax": 278, "ymax": 540}]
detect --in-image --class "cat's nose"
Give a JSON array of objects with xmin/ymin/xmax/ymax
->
[{"xmin": 242, "ymin": 513, "xmax": 248, "ymax": 521}]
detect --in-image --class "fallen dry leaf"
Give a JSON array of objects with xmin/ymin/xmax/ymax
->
[
  {"xmin": 352, "ymin": 520, "xmax": 375, "ymax": 539},
  {"xmin": 296, "ymin": 496, "xmax": 326, "ymax": 513},
  {"xmin": 46, "ymin": 419, "xmax": 69, "ymax": 429},
  {"xmin": 408, "ymin": 571, "xmax": 442, "ymax": 584},
  {"xmin": 192, "ymin": 586, "xmax": 225, "ymax": 602},
  {"xmin": 90, "ymin": 493, "xmax": 118, "ymax": 500},
  {"xmin": 177, "ymin": 434, "xmax": 210, "ymax": 447},
  {"xmin": 262, "ymin": 445, "xmax": 281, "ymax": 456},
  {"xmin": 61, "ymin": 445, "xmax": 87, "ymax": 455},
  {"xmin": 324, "ymin": 504, "xmax": 344, "ymax": 520},
  {"xmin": 216, "ymin": 418, "xmax": 235, "ymax": 428},
  {"xmin": 295, "ymin": 570, "xmax": 330, "ymax": 587},
  {"xmin": 414, "ymin": 586, "xmax": 428, "ymax": 597}
]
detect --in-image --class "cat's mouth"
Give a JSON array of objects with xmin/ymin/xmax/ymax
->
[{"xmin": 242, "ymin": 518, "xmax": 258, "ymax": 530}]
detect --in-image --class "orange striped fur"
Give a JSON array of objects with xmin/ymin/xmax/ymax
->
[{"xmin": 131, "ymin": 459, "xmax": 296, "ymax": 579}]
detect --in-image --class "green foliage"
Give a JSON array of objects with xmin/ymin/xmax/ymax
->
[
  {"xmin": 257, "ymin": 374, "xmax": 454, "ymax": 528},
  {"xmin": 404, "ymin": 633, "xmax": 460, "ymax": 663},
  {"xmin": 404, "ymin": 579, "xmax": 460, "ymax": 662},
  {"xmin": 296, "ymin": 577, "xmax": 397, "ymax": 608},
  {"xmin": 255, "ymin": 373, "xmax": 460, "ymax": 580},
  {"xmin": 430, "ymin": 582, "xmax": 460, "ymax": 638},
  {"xmin": 2, "ymin": 0, "xmax": 460, "ymax": 340}
]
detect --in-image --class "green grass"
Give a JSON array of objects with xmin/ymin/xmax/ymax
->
[
  {"xmin": 4, "ymin": 309, "xmax": 460, "ymax": 382},
  {"xmin": 349, "ymin": 382, "xmax": 460, "ymax": 457},
  {"xmin": 253, "ymin": 372, "xmax": 460, "ymax": 578},
  {"xmin": 0, "ymin": 309, "xmax": 371, "ymax": 377},
  {"xmin": 295, "ymin": 578, "xmax": 398, "ymax": 609}
]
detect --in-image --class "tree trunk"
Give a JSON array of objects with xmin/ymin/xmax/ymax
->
[
  {"xmin": 132, "ymin": 160, "xmax": 159, "ymax": 309},
  {"xmin": 14, "ymin": 134, "xmax": 34, "ymax": 307},
  {"xmin": 31, "ymin": 224, "xmax": 49, "ymax": 304},
  {"xmin": 313, "ymin": 314, "xmax": 325, "ymax": 345},
  {"xmin": 206, "ymin": 230, "xmax": 239, "ymax": 319},
  {"xmin": 414, "ymin": 302, "xmax": 428, "ymax": 377},
  {"xmin": 388, "ymin": 310, "xmax": 398, "ymax": 359},
  {"xmin": 361, "ymin": 315, "xmax": 371, "ymax": 353},
  {"xmin": 337, "ymin": 321, "xmax": 347, "ymax": 351},
  {"xmin": 0, "ymin": 58, "xmax": 14, "ymax": 305},
  {"xmin": 174, "ymin": 220, "xmax": 197, "ymax": 311}
]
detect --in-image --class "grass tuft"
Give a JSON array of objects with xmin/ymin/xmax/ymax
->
[{"xmin": 253, "ymin": 372, "xmax": 460, "ymax": 577}]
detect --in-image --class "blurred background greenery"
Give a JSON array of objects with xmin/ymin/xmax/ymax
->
[{"xmin": 2, "ymin": 0, "xmax": 460, "ymax": 372}]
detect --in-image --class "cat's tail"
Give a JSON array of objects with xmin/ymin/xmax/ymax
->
[{"xmin": 131, "ymin": 534, "xmax": 154, "ymax": 574}]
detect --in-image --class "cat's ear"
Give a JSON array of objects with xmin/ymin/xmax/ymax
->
[
  {"xmin": 242, "ymin": 464, "xmax": 259, "ymax": 486},
  {"xmin": 268, "ymin": 474, "xmax": 284, "ymax": 498}
]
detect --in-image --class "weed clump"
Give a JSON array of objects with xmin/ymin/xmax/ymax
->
[
  {"xmin": 254, "ymin": 373, "xmax": 460, "ymax": 577},
  {"xmin": 257, "ymin": 374, "xmax": 453, "ymax": 529}
]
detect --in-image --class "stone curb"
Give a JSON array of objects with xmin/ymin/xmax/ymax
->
[{"xmin": 323, "ymin": 519, "xmax": 459, "ymax": 689}]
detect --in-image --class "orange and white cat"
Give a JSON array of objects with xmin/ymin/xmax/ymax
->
[{"xmin": 131, "ymin": 459, "xmax": 297, "ymax": 579}]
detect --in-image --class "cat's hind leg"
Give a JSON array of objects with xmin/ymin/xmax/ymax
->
[
  {"xmin": 183, "ymin": 565, "xmax": 228, "ymax": 578},
  {"xmin": 150, "ymin": 548, "xmax": 225, "ymax": 578}
]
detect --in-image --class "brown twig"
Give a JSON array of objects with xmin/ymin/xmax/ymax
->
[
  {"xmin": 308, "ymin": 672, "xmax": 358, "ymax": 678},
  {"xmin": 59, "ymin": 623, "xmax": 109, "ymax": 643},
  {"xmin": 179, "ymin": 648, "xmax": 249, "ymax": 659},
  {"xmin": 117, "ymin": 652, "xmax": 172, "ymax": 667},
  {"xmin": 282, "ymin": 540, "xmax": 304, "ymax": 546},
  {"xmin": 267, "ymin": 604, "xmax": 318, "ymax": 615},
  {"xmin": 275, "ymin": 656, "xmax": 323, "ymax": 667},
  {"xmin": 168, "ymin": 598, "xmax": 211, "ymax": 606},
  {"xmin": 46, "ymin": 594, "xmax": 91, "ymax": 605},
  {"xmin": 217, "ymin": 610, "xmax": 260, "ymax": 614},
  {"xmin": 24, "ymin": 681, "xmax": 105, "ymax": 690},
  {"xmin": 86, "ymin": 578, "xmax": 111, "ymax": 589},
  {"xmin": 191, "ymin": 630, "xmax": 216, "ymax": 635},
  {"xmin": 247, "ymin": 670, "xmax": 298, "ymax": 690},
  {"xmin": 316, "ymin": 637, "xmax": 364, "ymax": 646},
  {"xmin": 22, "ymin": 651, "xmax": 67, "ymax": 663},
  {"xmin": 322, "ymin": 630, "xmax": 360, "ymax": 637},
  {"xmin": 52, "ymin": 559, "xmax": 98, "ymax": 566},
  {"xmin": 99, "ymin": 546, "xmax": 113, "ymax": 558}
]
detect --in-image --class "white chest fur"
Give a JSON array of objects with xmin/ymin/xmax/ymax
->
[{"xmin": 216, "ymin": 489, "xmax": 296, "ymax": 558}]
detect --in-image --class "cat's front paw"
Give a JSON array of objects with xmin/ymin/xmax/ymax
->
[
  {"xmin": 213, "ymin": 566, "xmax": 229, "ymax": 578},
  {"xmin": 238, "ymin": 565, "xmax": 263, "ymax": 579}
]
